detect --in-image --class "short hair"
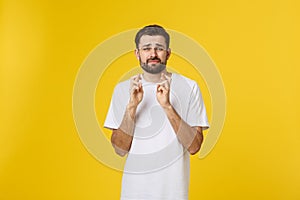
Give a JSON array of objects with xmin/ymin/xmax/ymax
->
[{"xmin": 135, "ymin": 24, "xmax": 170, "ymax": 49}]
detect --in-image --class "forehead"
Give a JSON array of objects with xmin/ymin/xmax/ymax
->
[{"xmin": 139, "ymin": 35, "xmax": 166, "ymax": 47}]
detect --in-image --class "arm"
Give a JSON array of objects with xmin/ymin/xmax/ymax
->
[
  {"xmin": 162, "ymin": 105, "xmax": 203, "ymax": 155},
  {"xmin": 111, "ymin": 75, "xmax": 143, "ymax": 156},
  {"xmin": 156, "ymin": 73, "xmax": 203, "ymax": 155}
]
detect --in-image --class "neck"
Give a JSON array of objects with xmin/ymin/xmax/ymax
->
[{"xmin": 142, "ymin": 69, "xmax": 169, "ymax": 83}]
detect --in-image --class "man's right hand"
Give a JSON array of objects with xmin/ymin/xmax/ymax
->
[
  {"xmin": 129, "ymin": 74, "xmax": 143, "ymax": 107},
  {"xmin": 111, "ymin": 74, "xmax": 143, "ymax": 156}
]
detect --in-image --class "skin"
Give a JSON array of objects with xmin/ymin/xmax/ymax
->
[{"xmin": 111, "ymin": 35, "xmax": 204, "ymax": 156}]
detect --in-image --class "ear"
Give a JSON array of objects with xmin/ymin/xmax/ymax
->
[
  {"xmin": 166, "ymin": 48, "xmax": 171, "ymax": 60},
  {"xmin": 134, "ymin": 49, "xmax": 140, "ymax": 60}
]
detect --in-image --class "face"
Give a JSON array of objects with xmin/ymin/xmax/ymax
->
[{"xmin": 135, "ymin": 35, "xmax": 171, "ymax": 74}]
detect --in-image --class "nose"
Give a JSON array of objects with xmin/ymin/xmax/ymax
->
[{"xmin": 149, "ymin": 48, "xmax": 158, "ymax": 57}]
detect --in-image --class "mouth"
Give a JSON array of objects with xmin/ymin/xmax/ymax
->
[{"xmin": 147, "ymin": 59, "xmax": 161, "ymax": 64}]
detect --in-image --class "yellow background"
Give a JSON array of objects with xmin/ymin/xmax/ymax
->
[{"xmin": 1, "ymin": 0, "xmax": 299, "ymax": 199}]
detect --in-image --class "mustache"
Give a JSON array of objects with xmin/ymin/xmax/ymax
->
[{"xmin": 147, "ymin": 57, "xmax": 161, "ymax": 63}]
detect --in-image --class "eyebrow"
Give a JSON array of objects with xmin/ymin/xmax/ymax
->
[{"xmin": 140, "ymin": 43, "xmax": 165, "ymax": 48}]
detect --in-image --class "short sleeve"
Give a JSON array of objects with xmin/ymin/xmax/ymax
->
[
  {"xmin": 104, "ymin": 82, "xmax": 130, "ymax": 130},
  {"xmin": 186, "ymin": 83, "xmax": 210, "ymax": 130}
]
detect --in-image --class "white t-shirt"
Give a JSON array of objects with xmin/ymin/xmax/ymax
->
[{"xmin": 104, "ymin": 73, "xmax": 209, "ymax": 200}]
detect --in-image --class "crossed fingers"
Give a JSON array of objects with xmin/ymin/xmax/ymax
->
[
  {"xmin": 157, "ymin": 73, "xmax": 171, "ymax": 92},
  {"xmin": 130, "ymin": 74, "xmax": 142, "ymax": 94}
]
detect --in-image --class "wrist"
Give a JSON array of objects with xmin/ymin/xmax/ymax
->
[
  {"xmin": 128, "ymin": 100, "xmax": 139, "ymax": 108},
  {"xmin": 119, "ymin": 108, "xmax": 135, "ymax": 136},
  {"xmin": 127, "ymin": 102, "xmax": 138, "ymax": 119},
  {"xmin": 162, "ymin": 103, "xmax": 173, "ymax": 111}
]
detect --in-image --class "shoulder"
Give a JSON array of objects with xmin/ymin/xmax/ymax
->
[
  {"xmin": 172, "ymin": 73, "xmax": 198, "ymax": 90},
  {"xmin": 111, "ymin": 79, "xmax": 131, "ymax": 98},
  {"xmin": 113, "ymin": 79, "xmax": 130, "ymax": 91}
]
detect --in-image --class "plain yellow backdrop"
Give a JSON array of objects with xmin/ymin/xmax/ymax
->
[{"xmin": 1, "ymin": 0, "xmax": 299, "ymax": 199}]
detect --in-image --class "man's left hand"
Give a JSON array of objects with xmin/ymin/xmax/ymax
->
[{"xmin": 156, "ymin": 73, "xmax": 172, "ymax": 108}]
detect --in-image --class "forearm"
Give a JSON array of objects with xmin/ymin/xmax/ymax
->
[
  {"xmin": 111, "ymin": 103, "xmax": 137, "ymax": 156},
  {"xmin": 111, "ymin": 129, "xmax": 133, "ymax": 157},
  {"xmin": 163, "ymin": 104, "xmax": 203, "ymax": 155}
]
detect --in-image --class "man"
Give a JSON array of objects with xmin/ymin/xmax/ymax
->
[{"xmin": 104, "ymin": 25, "xmax": 209, "ymax": 200}]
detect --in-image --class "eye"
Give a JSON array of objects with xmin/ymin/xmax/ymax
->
[{"xmin": 142, "ymin": 47, "xmax": 151, "ymax": 51}]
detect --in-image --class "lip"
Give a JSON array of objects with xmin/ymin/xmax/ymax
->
[{"xmin": 148, "ymin": 60, "xmax": 160, "ymax": 64}]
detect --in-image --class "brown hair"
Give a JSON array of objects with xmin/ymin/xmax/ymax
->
[{"xmin": 135, "ymin": 25, "xmax": 170, "ymax": 49}]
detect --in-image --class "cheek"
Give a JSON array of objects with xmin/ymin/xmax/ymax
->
[
  {"xmin": 159, "ymin": 53, "xmax": 169, "ymax": 60},
  {"xmin": 139, "ymin": 55, "xmax": 148, "ymax": 62},
  {"xmin": 137, "ymin": 52, "xmax": 147, "ymax": 61}
]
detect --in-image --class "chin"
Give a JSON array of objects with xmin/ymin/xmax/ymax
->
[{"xmin": 141, "ymin": 63, "xmax": 166, "ymax": 74}]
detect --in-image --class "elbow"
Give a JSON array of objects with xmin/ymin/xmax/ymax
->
[
  {"xmin": 188, "ymin": 132, "xmax": 203, "ymax": 155},
  {"xmin": 114, "ymin": 148, "xmax": 127, "ymax": 157},
  {"xmin": 188, "ymin": 144, "xmax": 201, "ymax": 155},
  {"xmin": 111, "ymin": 141, "xmax": 128, "ymax": 157}
]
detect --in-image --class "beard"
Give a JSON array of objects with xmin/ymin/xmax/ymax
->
[{"xmin": 139, "ymin": 56, "xmax": 167, "ymax": 74}]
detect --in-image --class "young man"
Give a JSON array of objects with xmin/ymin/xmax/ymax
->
[{"xmin": 104, "ymin": 25, "xmax": 209, "ymax": 200}]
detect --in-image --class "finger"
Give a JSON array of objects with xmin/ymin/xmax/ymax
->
[
  {"xmin": 157, "ymin": 85, "xmax": 163, "ymax": 92},
  {"xmin": 164, "ymin": 74, "xmax": 171, "ymax": 83},
  {"xmin": 159, "ymin": 73, "xmax": 171, "ymax": 88},
  {"xmin": 160, "ymin": 73, "xmax": 167, "ymax": 81},
  {"xmin": 161, "ymin": 73, "xmax": 171, "ymax": 87},
  {"xmin": 136, "ymin": 74, "xmax": 143, "ymax": 88},
  {"xmin": 158, "ymin": 79, "xmax": 168, "ymax": 85},
  {"xmin": 157, "ymin": 81, "xmax": 168, "ymax": 91},
  {"xmin": 158, "ymin": 75, "xmax": 168, "ymax": 85},
  {"xmin": 163, "ymin": 82, "xmax": 169, "ymax": 91},
  {"xmin": 131, "ymin": 74, "xmax": 142, "ymax": 87},
  {"xmin": 157, "ymin": 85, "xmax": 167, "ymax": 93},
  {"xmin": 164, "ymin": 82, "xmax": 169, "ymax": 90},
  {"xmin": 130, "ymin": 75, "xmax": 138, "ymax": 88},
  {"xmin": 137, "ymin": 74, "xmax": 142, "ymax": 81},
  {"xmin": 130, "ymin": 85, "xmax": 140, "ymax": 94},
  {"xmin": 131, "ymin": 74, "xmax": 139, "ymax": 81},
  {"xmin": 139, "ymin": 84, "xmax": 144, "ymax": 93},
  {"xmin": 131, "ymin": 80, "xmax": 140, "ymax": 86},
  {"xmin": 133, "ymin": 74, "xmax": 142, "ymax": 82}
]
